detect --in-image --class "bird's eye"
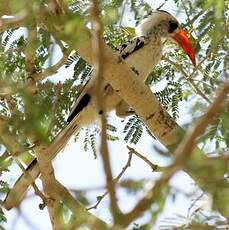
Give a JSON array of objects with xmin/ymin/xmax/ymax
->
[{"xmin": 168, "ymin": 20, "xmax": 179, "ymax": 33}]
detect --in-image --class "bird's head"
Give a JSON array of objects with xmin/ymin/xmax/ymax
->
[{"xmin": 136, "ymin": 10, "xmax": 196, "ymax": 66}]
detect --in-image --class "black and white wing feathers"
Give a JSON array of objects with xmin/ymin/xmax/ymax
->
[
  {"xmin": 67, "ymin": 36, "xmax": 149, "ymax": 122},
  {"xmin": 116, "ymin": 36, "xmax": 148, "ymax": 59}
]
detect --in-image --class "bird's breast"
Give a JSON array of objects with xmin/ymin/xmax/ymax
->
[{"xmin": 124, "ymin": 41, "xmax": 162, "ymax": 80}]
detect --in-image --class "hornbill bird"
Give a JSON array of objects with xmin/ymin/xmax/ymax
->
[
  {"xmin": 67, "ymin": 9, "xmax": 196, "ymax": 123},
  {"xmin": 4, "ymin": 10, "xmax": 196, "ymax": 209}
]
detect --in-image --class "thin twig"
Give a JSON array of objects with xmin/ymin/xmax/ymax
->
[
  {"xmin": 14, "ymin": 158, "xmax": 47, "ymax": 208},
  {"xmin": 119, "ymin": 81, "xmax": 229, "ymax": 227},
  {"xmin": 87, "ymin": 151, "xmax": 133, "ymax": 211},
  {"xmin": 4, "ymin": 95, "xmax": 17, "ymax": 116},
  {"xmin": 90, "ymin": 0, "xmax": 121, "ymax": 220},
  {"xmin": 87, "ymin": 146, "xmax": 165, "ymax": 211},
  {"xmin": 38, "ymin": 40, "xmax": 70, "ymax": 80},
  {"xmin": 162, "ymin": 55, "xmax": 212, "ymax": 104},
  {"xmin": 157, "ymin": 0, "xmax": 168, "ymax": 10},
  {"xmin": 24, "ymin": 16, "xmax": 38, "ymax": 92},
  {"xmin": 187, "ymin": 192, "xmax": 204, "ymax": 218},
  {"xmin": 0, "ymin": 11, "xmax": 27, "ymax": 33},
  {"xmin": 180, "ymin": 0, "xmax": 198, "ymax": 37},
  {"xmin": 127, "ymin": 146, "xmax": 162, "ymax": 172},
  {"xmin": 0, "ymin": 150, "xmax": 10, "ymax": 160},
  {"xmin": 188, "ymin": 48, "xmax": 212, "ymax": 80},
  {"xmin": 175, "ymin": 81, "xmax": 229, "ymax": 158},
  {"xmin": 39, "ymin": 54, "xmax": 68, "ymax": 79},
  {"xmin": 0, "ymin": 116, "xmax": 24, "ymax": 156},
  {"xmin": 121, "ymin": 162, "xmax": 179, "ymax": 227}
]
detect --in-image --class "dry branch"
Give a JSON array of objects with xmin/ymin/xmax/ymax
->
[
  {"xmin": 175, "ymin": 81, "xmax": 229, "ymax": 158},
  {"xmin": 127, "ymin": 146, "xmax": 161, "ymax": 172},
  {"xmin": 90, "ymin": 0, "xmax": 121, "ymax": 221},
  {"xmin": 87, "ymin": 150, "xmax": 133, "ymax": 211},
  {"xmin": 119, "ymin": 82, "xmax": 229, "ymax": 227},
  {"xmin": 34, "ymin": 142, "xmax": 108, "ymax": 229}
]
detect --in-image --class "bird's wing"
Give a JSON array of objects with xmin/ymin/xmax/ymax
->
[
  {"xmin": 116, "ymin": 36, "xmax": 148, "ymax": 60},
  {"xmin": 67, "ymin": 36, "xmax": 149, "ymax": 122},
  {"xmin": 67, "ymin": 75, "xmax": 95, "ymax": 123}
]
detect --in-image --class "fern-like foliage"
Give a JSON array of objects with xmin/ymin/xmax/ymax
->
[
  {"xmin": 159, "ymin": 211, "xmax": 229, "ymax": 229},
  {"xmin": 155, "ymin": 81, "xmax": 183, "ymax": 119},
  {"xmin": 1, "ymin": 29, "xmax": 14, "ymax": 48},
  {"xmin": 65, "ymin": 52, "xmax": 79, "ymax": 68},
  {"xmin": 82, "ymin": 127, "xmax": 98, "ymax": 159},
  {"xmin": 124, "ymin": 115, "xmax": 144, "ymax": 144},
  {"xmin": 69, "ymin": 0, "xmax": 91, "ymax": 15},
  {"xmin": 80, "ymin": 123, "xmax": 119, "ymax": 157},
  {"xmin": 103, "ymin": 25, "xmax": 133, "ymax": 50},
  {"xmin": 65, "ymin": 52, "xmax": 93, "ymax": 84}
]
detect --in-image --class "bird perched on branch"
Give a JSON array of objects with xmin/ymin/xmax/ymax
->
[
  {"xmin": 4, "ymin": 10, "xmax": 196, "ymax": 210},
  {"xmin": 67, "ymin": 9, "xmax": 196, "ymax": 122}
]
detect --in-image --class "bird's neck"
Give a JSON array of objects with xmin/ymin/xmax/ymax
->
[
  {"xmin": 143, "ymin": 24, "xmax": 167, "ymax": 47},
  {"xmin": 124, "ymin": 36, "xmax": 162, "ymax": 81}
]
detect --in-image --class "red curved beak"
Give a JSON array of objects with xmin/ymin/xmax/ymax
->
[{"xmin": 170, "ymin": 28, "xmax": 196, "ymax": 66}]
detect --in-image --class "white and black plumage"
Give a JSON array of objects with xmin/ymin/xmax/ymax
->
[
  {"xmin": 67, "ymin": 10, "xmax": 196, "ymax": 123},
  {"xmin": 4, "ymin": 10, "xmax": 196, "ymax": 209}
]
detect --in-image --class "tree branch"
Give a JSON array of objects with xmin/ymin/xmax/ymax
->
[
  {"xmin": 119, "ymin": 82, "xmax": 229, "ymax": 227},
  {"xmin": 38, "ymin": 40, "xmax": 70, "ymax": 81},
  {"xmin": 162, "ymin": 55, "xmax": 212, "ymax": 104},
  {"xmin": 87, "ymin": 150, "xmax": 133, "ymax": 211},
  {"xmin": 90, "ymin": 0, "xmax": 121, "ymax": 221},
  {"xmin": 127, "ymin": 146, "xmax": 162, "ymax": 172},
  {"xmin": 34, "ymin": 142, "xmax": 109, "ymax": 229},
  {"xmin": 0, "ymin": 11, "xmax": 26, "ymax": 33},
  {"xmin": 175, "ymin": 81, "xmax": 229, "ymax": 158},
  {"xmin": 0, "ymin": 117, "xmax": 24, "ymax": 156}
]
